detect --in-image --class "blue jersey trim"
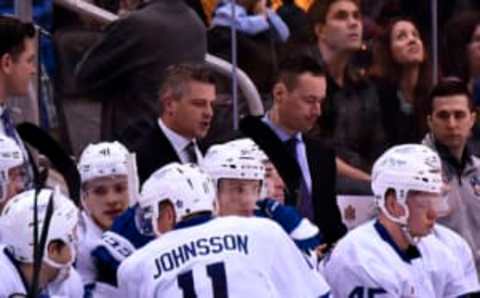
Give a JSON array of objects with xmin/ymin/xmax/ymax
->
[
  {"xmin": 174, "ymin": 213, "xmax": 214, "ymax": 230},
  {"xmin": 374, "ymin": 220, "xmax": 421, "ymax": 263}
]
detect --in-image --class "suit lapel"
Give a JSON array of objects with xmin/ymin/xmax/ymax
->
[
  {"xmin": 153, "ymin": 124, "xmax": 181, "ymax": 164},
  {"xmin": 240, "ymin": 115, "xmax": 302, "ymax": 204}
]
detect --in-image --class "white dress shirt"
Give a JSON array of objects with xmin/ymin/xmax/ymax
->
[{"xmin": 157, "ymin": 118, "xmax": 202, "ymax": 164}]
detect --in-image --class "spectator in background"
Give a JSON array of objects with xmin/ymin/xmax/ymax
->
[
  {"xmin": 208, "ymin": 0, "xmax": 289, "ymax": 95},
  {"xmin": 212, "ymin": 0, "xmax": 289, "ymax": 42},
  {"xmin": 76, "ymin": 0, "xmax": 207, "ymax": 140},
  {"xmin": 307, "ymin": 0, "xmax": 387, "ymax": 174},
  {"xmin": 372, "ymin": 18, "xmax": 432, "ymax": 146},
  {"xmin": 422, "ymin": 78, "xmax": 480, "ymax": 275},
  {"xmin": 240, "ymin": 53, "xmax": 347, "ymax": 246},
  {"xmin": 443, "ymin": 11, "xmax": 480, "ymax": 104},
  {"xmin": 277, "ymin": 0, "xmax": 310, "ymax": 44}
]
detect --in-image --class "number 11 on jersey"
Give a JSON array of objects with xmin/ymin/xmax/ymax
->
[{"xmin": 177, "ymin": 262, "xmax": 228, "ymax": 298}]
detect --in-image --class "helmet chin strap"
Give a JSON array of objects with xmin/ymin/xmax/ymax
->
[
  {"xmin": 380, "ymin": 200, "xmax": 421, "ymax": 246},
  {"xmin": 400, "ymin": 225, "xmax": 421, "ymax": 246}
]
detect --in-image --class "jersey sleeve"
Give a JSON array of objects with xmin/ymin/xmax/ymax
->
[
  {"xmin": 255, "ymin": 199, "xmax": 323, "ymax": 253},
  {"xmin": 92, "ymin": 207, "xmax": 153, "ymax": 286},
  {"xmin": 117, "ymin": 257, "xmax": 139, "ymax": 298},
  {"xmin": 453, "ymin": 236, "xmax": 480, "ymax": 294},
  {"xmin": 266, "ymin": 220, "xmax": 330, "ymax": 297},
  {"xmin": 441, "ymin": 245, "xmax": 480, "ymax": 298}
]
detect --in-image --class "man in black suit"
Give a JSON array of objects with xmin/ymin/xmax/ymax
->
[
  {"xmin": 240, "ymin": 54, "xmax": 346, "ymax": 245},
  {"xmin": 131, "ymin": 62, "xmax": 216, "ymax": 184}
]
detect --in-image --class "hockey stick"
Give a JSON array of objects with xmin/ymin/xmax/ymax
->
[
  {"xmin": 28, "ymin": 187, "xmax": 55, "ymax": 298},
  {"xmin": 16, "ymin": 122, "xmax": 81, "ymax": 205}
]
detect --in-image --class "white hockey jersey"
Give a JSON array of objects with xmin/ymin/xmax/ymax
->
[
  {"xmin": 323, "ymin": 220, "xmax": 471, "ymax": 298},
  {"xmin": 0, "ymin": 246, "xmax": 84, "ymax": 297},
  {"xmin": 431, "ymin": 224, "xmax": 480, "ymax": 291},
  {"xmin": 118, "ymin": 215, "xmax": 330, "ymax": 298},
  {"xmin": 77, "ymin": 211, "xmax": 104, "ymax": 286}
]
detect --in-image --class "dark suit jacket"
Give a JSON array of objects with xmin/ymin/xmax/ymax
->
[
  {"xmin": 127, "ymin": 123, "xmax": 181, "ymax": 184},
  {"xmin": 240, "ymin": 115, "xmax": 347, "ymax": 245}
]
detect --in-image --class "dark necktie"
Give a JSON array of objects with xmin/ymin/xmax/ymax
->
[
  {"xmin": 284, "ymin": 137, "xmax": 314, "ymax": 221},
  {"xmin": 185, "ymin": 142, "xmax": 198, "ymax": 164}
]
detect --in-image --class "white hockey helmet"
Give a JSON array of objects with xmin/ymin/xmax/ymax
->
[
  {"xmin": 137, "ymin": 162, "xmax": 216, "ymax": 236},
  {"xmin": 78, "ymin": 141, "xmax": 130, "ymax": 184},
  {"xmin": 1, "ymin": 188, "xmax": 79, "ymax": 268},
  {"xmin": 372, "ymin": 144, "xmax": 446, "ymax": 225},
  {"xmin": 201, "ymin": 143, "xmax": 265, "ymax": 188},
  {"xmin": 225, "ymin": 138, "xmax": 269, "ymax": 163},
  {"xmin": 0, "ymin": 135, "xmax": 24, "ymax": 202}
]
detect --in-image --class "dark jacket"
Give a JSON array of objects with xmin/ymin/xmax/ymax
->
[
  {"xmin": 76, "ymin": 0, "xmax": 207, "ymax": 140},
  {"xmin": 240, "ymin": 115, "xmax": 347, "ymax": 245},
  {"xmin": 306, "ymin": 46, "xmax": 387, "ymax": 172},
  {"xmin": 127, "ymin": 123, "xmax": 181, "ymax": 184}
]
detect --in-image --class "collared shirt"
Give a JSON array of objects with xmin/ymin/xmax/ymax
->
[
  {"xmin": 262, "ymin": 114, "xmax": 312, "ymax": 194},
  {"xmin": 157, "ymin": 118, "xmax": 202, "ymax": 164}
]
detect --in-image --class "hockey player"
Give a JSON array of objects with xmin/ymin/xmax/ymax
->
[
  {"xmin": 207, "ymin": 139, "xmax": 324, "ymax": 255},
  {"xmin": 0, "ymin": 134, "xmax": 26, "ymax": 213},
  {"xmin": 76, "ymin": 141, "xmax": 133, "ymax": 292},
  {"xmin": 90, "ymin": 140, "xmax": 317, "ymax": 295},
  {"xmin": 224, "ymin": 138, "xmax": 286, "ymax": 203},
  {"xmin": 0, "ymin": 188, "xmax": 83, "ymax": 297},
  {"xmin": 201, "ymin": 142, "xmax": 265, "ymax": 217},
  {"xmin": 323, "ymin": 144, "xmax": 476, "ymax": 297},
  {"xmin": 119, "ymin": 162, "xmax": 330, "ymax": 297}
]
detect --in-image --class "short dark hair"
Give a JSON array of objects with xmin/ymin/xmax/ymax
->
[
  {"xmin": 427, "ymin": 78, "xmax": 474, "ymax": 114},
  {"xmin": 0, "ymin": 16, "xmax": 35, "ymax": 60},
  {"xmin": 308, "ymin": 0, "xmax": 360, "ymax": 25},
  {"xmin": 275, "ymin": 53, "xmax": 325, "ymax": 91},
  {"xmin": 158, "ymin": 62, "xmax": 216, "ymax": 114}
]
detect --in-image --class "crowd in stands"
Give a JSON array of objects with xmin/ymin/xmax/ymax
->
[{"xmin": 1, "ymin": 0, "xmax": 480, "ymax": 296}]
